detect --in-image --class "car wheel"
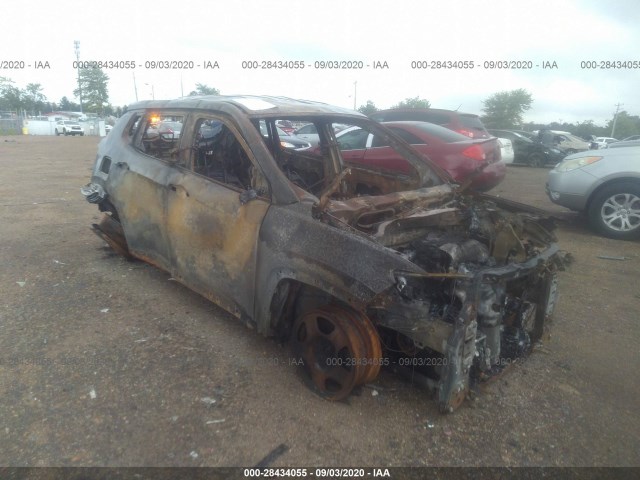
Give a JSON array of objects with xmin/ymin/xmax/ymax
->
[
  {"xmin": 528, "ymin": 152, "xmax": 545, "ymax": 168},
  {"xmin": 55, "ymin": 129, "xmax": 60, "ymax": 136},
  {"xmin": 290, "ymin": 305, "xmax": 382, "ymax": 400},
  {"xmin": 80, "ymin": 132, "xmax": 84, "ymax": 136},
  {"xmin": 588, "ymin": 183, "xmax": 640, "ymax": 240}
]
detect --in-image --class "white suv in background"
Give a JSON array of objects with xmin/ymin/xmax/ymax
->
[{"xmin": 55, "ymin": 120, "xmax": 84, "ymax": 136}]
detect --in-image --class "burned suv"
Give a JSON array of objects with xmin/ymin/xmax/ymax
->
[{"xmin": 82, "ymin": 96, "xmax": 563, "ymax": 412}]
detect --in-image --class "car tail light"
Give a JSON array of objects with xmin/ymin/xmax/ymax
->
[
  {"xmin": 462, "ymin": 145, "xmax": 486, "ymax": 161},
  {"xmin": 456, "ymin": 128, "xmax": 475, "ymax": 138}
]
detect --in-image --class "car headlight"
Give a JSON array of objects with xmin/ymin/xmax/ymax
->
[
  {"xmin": 280, "ymin": 141, "xmax": 296, "ymax": 149},
  {"xmin": 555, "ymin": 156, "xmax": 602, "ymax": 172}
]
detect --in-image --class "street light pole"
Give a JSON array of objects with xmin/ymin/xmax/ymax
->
[
  {"xmin": 74, "ymin": 40, "xmax": 83, "ymax": 113},
  {"xmin": 353, "ymin": 81, "xmax": 357, "ymax": 110},
  {"xmin": 611, "ymin": 103, "xmax": 623, "ymax": 137},
  {"xmin": 133, "ymin": 71, "xmax": 138, "ymax": 101}
]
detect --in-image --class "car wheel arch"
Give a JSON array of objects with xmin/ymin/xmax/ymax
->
[
  {"xmin": 265, "ymin": 277, "xmax": 370, "ymax": 340},
  {"xmin": 586, "ymin": 179, "xmax": 640, "ymax": 239},
  {"xmin": 585, "ymin": 177, "xmax": 640, "ymax": 212}
]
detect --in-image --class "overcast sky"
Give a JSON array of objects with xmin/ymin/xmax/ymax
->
[{"xmin": 3, "ymin": 0, "xmax": 639, "ymax": 125}]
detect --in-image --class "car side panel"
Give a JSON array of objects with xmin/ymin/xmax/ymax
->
[
  {"xmin": 253, "ymin": 202, "xmax": 422, "ymax": 335},
  {"xmin": 164, "ymin": 168, "xmax": 270, "ymax": 319},
  {"xmin": 106, "ymin": 150, "xmax": 173, "ymax": 270}
]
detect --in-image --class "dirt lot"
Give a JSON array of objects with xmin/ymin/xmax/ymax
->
[{"xmin": 1, "ymin": 136, "xmax": 639, "ymax": 468}]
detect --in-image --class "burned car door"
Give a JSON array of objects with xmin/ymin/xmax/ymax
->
[
  {"xmin": 106, "ymin": 112, "xmax": 186, "ymax": 270},
  {"xmin": 164, "ymin": 116, "xmax": 271, "ymax": 318}
]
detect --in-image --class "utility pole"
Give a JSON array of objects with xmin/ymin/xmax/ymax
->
[
  {"xmin": 611, "ymin": 102, "xmax": 623, "ymax": 137},
  {"xmin": 133, "ymin": 71, "xmax": 138, "ymax": 101},
  {"xmin": 74, "ymin": 40, "xmax": 83, "ymax": 113},
  {"xmin": 353, "ymin": 81, "xmax": 357, "ymax": 110}
]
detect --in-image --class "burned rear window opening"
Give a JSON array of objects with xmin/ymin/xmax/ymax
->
[{"xmin": 82, "ymin": 95, "xmax": 566, "ymax": 412}]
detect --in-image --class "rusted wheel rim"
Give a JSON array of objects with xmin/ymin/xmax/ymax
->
[
  {"xmin": 292, "ymin": 306, "xmax": 369, "ymax": 400},
  {"xmin": 343, "ymin": 309, "xmax": 383, "ymax": 384}
]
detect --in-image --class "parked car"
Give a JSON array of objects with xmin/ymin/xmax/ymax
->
[
  {"xmin": 547, "ymin": 146, "xmax": 640, "ymax": 239},
  {"xmin": 551, "ymin": 133, "xmax": 591, "ymax": 154},
  {"xmin": 335, "ymin": 121, "xmax": 505, "ymax": 191},
  {"xmin": 82, "ymin": 95, "xmax": 563, "ymax": 411},
  {"xmin": 55, "ymin": 120, "xmax": 84, "ymax": 136},
  {"xmin": 371, "ymin": 108, "xmax": 490, "ymax": 139},
  {"xmin": 293, "ymin": 123, "xmax": 347, "ymax": 147},
  {"xmin": 606, "ymin": 139, "xmax": 640, "ymax": 149},
  {"xmin": 488, "ymin": 129, "xmax": 565, "ymax": 167},
  {"xmin": 594, "ymin": 137, "xmax": 618, "ymax": 148},
  {"xmin": 276, "ymin": 119, "xmax": 295, "ymax": 134},
  {"xmin": 105, "ymin": 124, "xmax": 113, "ymax": 134},
  {"xmin": 259, "ymin": 121, "xmax": 311, "ymax": 150}
]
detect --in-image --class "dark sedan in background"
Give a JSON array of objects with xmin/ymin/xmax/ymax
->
[{"xmin": 489, "ymin": 129, "xmax": 565, "ymax": 167}]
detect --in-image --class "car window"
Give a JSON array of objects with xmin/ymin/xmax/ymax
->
[
  {"xmin": 407, "ymin": 122, "xmax": 470, "ymax": 143},
  {"xmin": 337, "ymin": 128, "xmax": 369, "ymax": 150},
  {"xmin": 134, "ymin": 113, "xmax": 185, "ymax": 161},
  {"xmin": 127, "ymin": 114, "xmax": 142, "ymax": 139},
  {"xmin": 190, "ymin": 117, "xmax": 268, "ymax": 195},
  {"xmin": 459, "ymin": 114, "xmax": 486, "ymax": 131},
  {"xmin": 297, "ymin": 124, "xmax": 316, "ymax": 134},
  {"xmin": 373, "ymin": 128, "xmax": 424, "ymax": 147},
  {"xmin": 374, "ymin": 110, "xmax": 450, "ymax": 125}
]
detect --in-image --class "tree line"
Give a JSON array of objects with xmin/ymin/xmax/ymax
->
[
  {"xmin": 1, "ymin": 68, "xmax": 115, "ymax": 117},
  {"xmin": 2, "ymin": 72, "xmax": 637, "ymax": 139}
]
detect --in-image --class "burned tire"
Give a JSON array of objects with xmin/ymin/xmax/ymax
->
[
  {"xmin": 291, "ymin": 305, "xmax": 381, "ymax": 400},
  {"xmin": 588, "ymin": 182, "xmax": 640, "ymax": 240}
]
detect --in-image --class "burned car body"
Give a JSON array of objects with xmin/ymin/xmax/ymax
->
[{"xmin": 82, "ymin": 96, "xmax": 563, "ymax": 412}]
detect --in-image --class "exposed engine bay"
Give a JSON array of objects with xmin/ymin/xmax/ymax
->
[{"xmin": 314, "ymin": 183, "xmax": 564, "ymax": 412}]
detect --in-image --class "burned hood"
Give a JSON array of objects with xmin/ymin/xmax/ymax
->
[{"xmin": 318, "ymin": 184, "xmax": 558, "ymax": 270}]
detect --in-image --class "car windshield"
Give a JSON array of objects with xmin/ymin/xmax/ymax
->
[
  {"xmin": 398, "ymin": 121, "xmax": 471, "ymax": 143},
  {"xmin": 459, "ymin": 114, "xmax": 487, "ymax": 132},
  {"xmin": 159, "ymin": 121, "xmax": 181, "ymax": 132}
]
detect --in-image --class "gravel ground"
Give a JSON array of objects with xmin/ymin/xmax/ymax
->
[{"xmin": 1, "ymin": 136, "xmax": 639, "ymax": 468}]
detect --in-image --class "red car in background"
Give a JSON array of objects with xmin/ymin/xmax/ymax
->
[{"xmin": 336, "ymin": 121, "xmax": 505, "ymax": 191}]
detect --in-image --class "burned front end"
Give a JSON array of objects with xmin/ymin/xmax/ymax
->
[{"xmin": 321, "ymin": 185, "xmax": 563, "ymax": 412}]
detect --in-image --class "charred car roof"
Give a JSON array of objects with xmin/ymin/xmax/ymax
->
[{"xmin": 128, "ymin": 95, "xmax": 365, "ymax": 118}]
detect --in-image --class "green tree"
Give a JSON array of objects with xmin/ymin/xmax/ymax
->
[
  {"xmin": 59, "ymin": 96, "xmax": 81, "ymax": 111},
  {"xmin": 73, "ymin": 68, "xmax": 110, "ymax": 113},
  {"xmin": 573, "ymin": 120, "xmax": 607, "ymax": 140},
  {"xmin": 0, "ymin": 77, "xmax": 23, "ymax": 111},
  {"xmin": 607, "ymin": 111, "xmax": 640, "ymax": 139},
  {"xmin": 189, "ymin": 83, "xmax": 220, "ymax": 96},
  {"xmin": 481, "ymin": 89, "xmax": 533, "ymax": 128},
  {"xmin": 23, "ymin": 83, "xmax": 47, "ymax": 115},
  {"xmin": 357, "ymin": 100, "xmax": 378, "ymax": 116},
  {"xmin": 392, "ymin": 96, "xmax": 430, "ymax": 109}
]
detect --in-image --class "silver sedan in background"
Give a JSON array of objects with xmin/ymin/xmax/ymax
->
[{"xmin": 547, "ymin": 146, "xmax": 640, "ymax": 239}]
